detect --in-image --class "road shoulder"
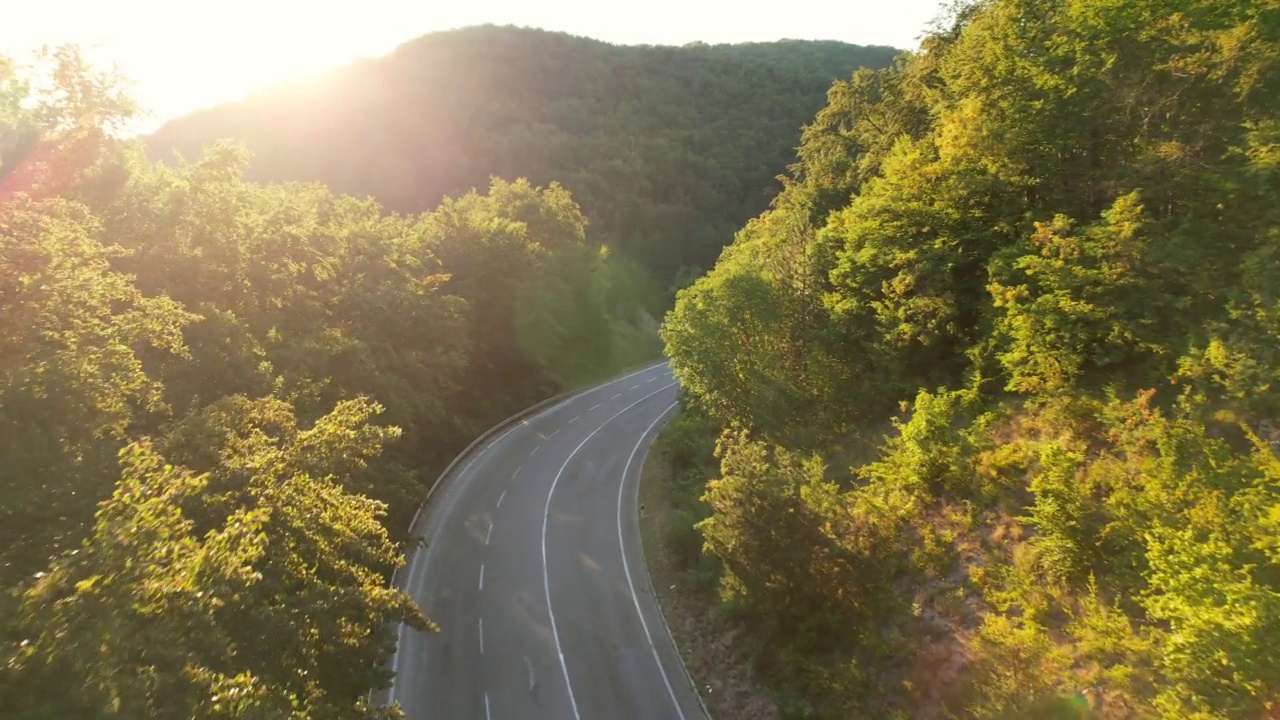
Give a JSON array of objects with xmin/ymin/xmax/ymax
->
[{"xmin": 637, "ymin": 426, "xmax": 782, "ymax": 720}]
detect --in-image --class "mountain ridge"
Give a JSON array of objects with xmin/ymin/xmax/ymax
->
[{"xmin": 147, "ymin": 25, "xmax": 900, "ymax": 279}]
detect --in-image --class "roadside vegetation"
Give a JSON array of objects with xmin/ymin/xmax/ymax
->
[
  {"xmin": 660, "ymin": 0, "xmax": 1280, "ymax": 717},
  {"xmin": 0, "ymin": 48, "xmax": 659, "ymax": 717}
]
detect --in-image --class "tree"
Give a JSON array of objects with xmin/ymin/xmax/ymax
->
[{"xmin": 5, "ymin": 399, "xmax": 430, "ymax": 719}]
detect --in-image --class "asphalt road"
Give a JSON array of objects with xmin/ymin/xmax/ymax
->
[{"xmin": 381, "ymin": 362, "xmax": 707, "ymax": 720}]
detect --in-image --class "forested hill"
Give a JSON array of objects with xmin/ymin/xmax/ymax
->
[
  {"xmin": 146, "ymin": 26, "xmax": 898, "ymax": 280},
  {"xmin": 660, "ymin": 0, "xmax": 1280, "ymax": 717}
]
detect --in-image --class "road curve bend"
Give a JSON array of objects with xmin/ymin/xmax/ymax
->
[{"xmin": 380, "ymin": 362, "xmax": 707, "ymax": 720}]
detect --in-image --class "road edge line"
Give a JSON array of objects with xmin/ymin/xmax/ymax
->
[
  {"xmin": 628, "ymin": 407, "xmax": 717, "ymax": 720},
  {"xmin": 541, "ymin": 380, "xmax": 678, "ymax": 720},
  {"xmin": 381, "ymin": 358, "xmax": 667, "ymax": 706}
]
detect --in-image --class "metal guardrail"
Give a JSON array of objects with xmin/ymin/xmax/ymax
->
[{"xmin": 378, "ymin": 360, "xmax": 669, "ymax": 706}]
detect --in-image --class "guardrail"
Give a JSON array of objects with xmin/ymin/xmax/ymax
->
[
  {"xmin": 394, "ymin": 359, "xmax": 667, "ymax": 563},
  {"xmin": 378, "ymin": 360, "xmax": 668, "ymax": 705}
]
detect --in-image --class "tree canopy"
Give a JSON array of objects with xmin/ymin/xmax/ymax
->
[
  {"xmin": 145, "ymin": 26, "xmax": 899, "ymax": 282},
  {"xmin": 0, "ymin": 46, "xmax": 662, "ymax": 717},
  {"xmin": 662, "ymin": 0, "xmax": 1280, "ymax": 717}
]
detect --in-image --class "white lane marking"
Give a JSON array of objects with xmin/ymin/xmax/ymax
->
[
  {"xmin": 629, "ymin": 384, "xmax": 640, "ymax": 390},
  {"xmin": 513, "ymin": 465, "xmax": 522, "ymax": 478},
  {"xmin": 387, "ymin": 360, "xmax": 670, "ymax": 704},
  {"xmin": 485, "ymin": 692, "xmax": 492, "ymax": 720},
  {"xmin": 497, "ymin": 490, "xmax": 507, "ymax": 508},
  {"xmin": 569, "ymin": 415, "xmax": 580, "ymax": 424},
  {"xmin": 617, "ymin": 401, "xmax": 686, "ymax": 719},
  {"xmin": 589, "ymin": 403, "xmax": 602, "ymax": 411},
  {"xmin": 524, "ymin": 655, "xmax": 537, "ymax": 692},
  {"xmin": 610, "ymin": 393, "xmax": 621, "ymax": 400},
  {"xmin": 479, "ymin": 564, "xmax": 485, "ymax": 591},
  {"xmin": 479, "ymin": 617, "xmax": 485, "ymax": 654},
  {"xmin": 530, "ymin": 444, "xmax": 540, "ymax": 457},
  {"xmin": 542, "ymin": 381, "xmax": 678, "ymax": 720},
  {"xmin": 548, "ymin": 428, "xmax": 560, "ymax": 439},
  {"xmin": 485, "ymin": 523, "xmax": 493, "ymax": 545}
]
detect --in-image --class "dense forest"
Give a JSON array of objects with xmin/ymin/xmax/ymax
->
[
  {"xmin": 661, "ymin": 0, "xmax": 1280, "ymax": 718},
  {"xmin": 0, "ymin": 47, "xmax": 663, "ymax": 717},
  {"xmin": 146, "ymin": 26, "xmax": 898, "ymax": 281}
]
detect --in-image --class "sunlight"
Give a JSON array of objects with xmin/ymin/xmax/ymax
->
[{"xmin": 5, "ymin": 0, "xmax": 946, "ymax": 133}]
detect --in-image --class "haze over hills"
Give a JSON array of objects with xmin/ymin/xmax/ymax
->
[{"xmin": 146, "ymin": 25, "xmax": 899, "ymax": 280}]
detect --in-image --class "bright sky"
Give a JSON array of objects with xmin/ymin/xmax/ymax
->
[{"xmin": 5, "ymin": 0, "xmax": 948, "ymax": 133}]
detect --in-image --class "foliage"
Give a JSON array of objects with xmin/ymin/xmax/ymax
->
[
  {"xmin": 660, "ymin": 0, "xmax": 1280, "ymax": 717},
  {"xmin": 145, "ymin": 26, "xmax": 900, "ymax": 283},
  {"xmin": 0, "ymin": 46, "xmax": 663, "ymax": 717}
]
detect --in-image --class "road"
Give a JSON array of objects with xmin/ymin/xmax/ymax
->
[{"xmin": 380, "ymin": 362, "xmax": 707, "ymax": 720}]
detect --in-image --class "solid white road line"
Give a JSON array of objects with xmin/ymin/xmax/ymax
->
[
  {"xmin": 542, "ymin": 381, "xmax": 678, "ymax": 720},
  {"xmin": 387, "ymin": 360, "xmax": 669, "ymax": 705},
  {"xmin": 617, "ymin": 401, "xmax": 686, "ymax": 720}
]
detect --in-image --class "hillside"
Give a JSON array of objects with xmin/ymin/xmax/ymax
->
[
  {"xmin": 146, "ymin": 26, "xmax": 898, "ymax": 280},
  {"xmin": 660, "ymin": 0, "xmax": 1280, "ymax": 717},
  {"xmin": 1, "ymin": 47, "xmax": 676, "ymax": 717}
]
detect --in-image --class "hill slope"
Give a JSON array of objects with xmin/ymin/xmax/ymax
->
[
  {"xmin": 146, "ymin": 26, "xmax": 898, "ymax": 280},
  {"xmin": 660, "ymin": 0, "xmax": 1280, "ymax": 717}
]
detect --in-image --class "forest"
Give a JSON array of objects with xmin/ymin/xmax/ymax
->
[
  {"xmin": 660, "ymin": 0, "xmax": 1280, "ymax": 717},
  {"xmin": 0, "ymin": 47, "xmax": 663, "ymax": 717},
  {"xmin": 145, "ymin": 26, "xmax": 899, "ymax": 282}
]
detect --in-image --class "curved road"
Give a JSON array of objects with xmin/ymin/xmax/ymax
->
[{"xmin": 381, "ymin": 362, "xmax": 706, "ymax": 720}]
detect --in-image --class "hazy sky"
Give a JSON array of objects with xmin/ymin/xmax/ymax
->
[{"xmin": 6, "ymin": 0, "xmax": 947, "ymax": 132}]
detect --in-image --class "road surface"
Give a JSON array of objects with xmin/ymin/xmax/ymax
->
[{"xmin": 381, "ymin": 362, "xmax": 707, "ymax": 720}]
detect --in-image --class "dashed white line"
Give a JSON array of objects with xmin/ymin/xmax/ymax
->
[
  {"xmin": 386, "ymin": 360, "xmax": 669, "ymax": 705},
  {"xmin": 479, "ymin": 618, "xmax": 485, "ymax": 654},
  {"xmin": 610, "ymin": 393, "xmax": 621, "ymax": 400},
  {"xmin": 589, "ymin": 403, "xmax": 602, "ymax": 411},
  {"xmin": 628, "ymin": 384, "xmax": 640, "ymax": 390},
  {"xmin": 548, "ymin": 428, "xmax": 560, "ymax": 438},
  {"xmin": 485, "ymin": 692, "xmax": 492, "ymax": 720},
  {"xmin": 541, "ymin": 381, "xmax": 678, "ymax": 720},
  {"xmin": 479, "ymin": 564, "xmax": 485, "ymax": 591},
  {"xmin": 569, "ymin": 415, "xmax": 580, "ymax": 424},
  {"xmin": 485, "ymin": 523, "xmax": 493, "ymax": 545},
  {"xmin": 530, "ymin": 444, "xmax": 540, "ymax": 457},
  {"xmin": 497, "ymin": 490, "xmax": 507, "ymax": 508},
  {"xmin": 646, "ymin": 377, "xmax": 657, "ymax": 383}
]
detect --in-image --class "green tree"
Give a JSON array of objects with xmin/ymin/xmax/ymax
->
[{"xmin": 5, "ymin": 399, "xmax": 429, "ymax": 719}]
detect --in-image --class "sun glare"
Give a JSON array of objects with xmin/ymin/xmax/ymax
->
[{"xmin": 6, "ymin": 0, "xmax": 946, "ymax": 133}]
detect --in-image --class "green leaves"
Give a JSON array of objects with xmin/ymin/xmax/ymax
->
[
  {"xmin": 1, "ymin": 49, "xmax": 665, "ymax": 718},
  {"xmin": 0, "ymin": 195, "xmax": 196, "ymax": 586},
  {"xmin": 659, "ymin": 0, "xmax": 1280, "ymax": 716},
  {"xmin": 989, "ymin": 193, "xmax": 1173, "ymax": 395},
  {"xmin": 143, "ymin": 28, "xmax": 900, "ymax": 284},
  {"xmin": 7, "ymin": 401, "xmax": 428, "ymax": 720}
]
